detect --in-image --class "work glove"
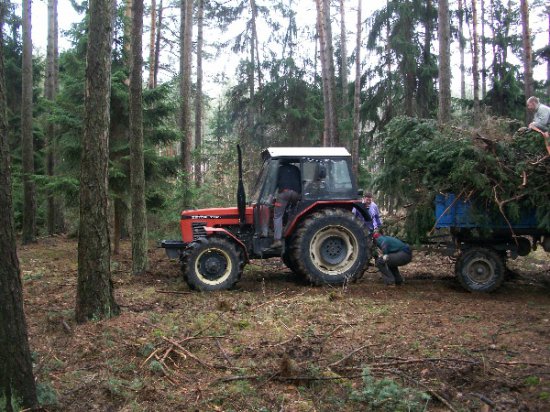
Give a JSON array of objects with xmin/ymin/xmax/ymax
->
[{"xmin": 382, "ymin": 254, "xmax": 388, "ymax": 262}]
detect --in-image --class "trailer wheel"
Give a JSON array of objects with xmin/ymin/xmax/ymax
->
[
  {"xmin": 455, "ymin": 247, "xmax": 505, "ymax": 292},
  {"xmin": 290, "ymin": 209, "xmax": 369, "ymax": 285},
  {"xmin": 182, "ymin": 238, "xmax": 243, "ymax": 291}
]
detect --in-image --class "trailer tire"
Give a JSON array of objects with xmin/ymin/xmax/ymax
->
[
  {"xmin": 455, "ymin": 247, "xmax": 505, "ymax": 292},
  {"xmin": 182, "ymin": 237, "xmax": 243, "ymax": 291},
  {"xmin": 290, "ymin": 208, "xmax": 369, "ymax": 285}
]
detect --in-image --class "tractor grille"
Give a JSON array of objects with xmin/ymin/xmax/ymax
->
[{"xmin": 192, "ymin": 223, "xmax": 207, "ymax": 239}]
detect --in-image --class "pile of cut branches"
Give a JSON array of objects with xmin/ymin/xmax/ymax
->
[{"xmin": 373, "ymin": 116, "xmax": 549, "ymax": 243}]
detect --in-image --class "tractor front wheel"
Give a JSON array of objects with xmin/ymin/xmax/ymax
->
[{"xmin": 182, "ymin": 238, "xmax": 243, "ymax": 291}]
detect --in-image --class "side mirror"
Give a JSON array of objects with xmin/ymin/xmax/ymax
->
[{"xmin": 357, "ymin": 189, "xmax": 364, "ymax": 196}]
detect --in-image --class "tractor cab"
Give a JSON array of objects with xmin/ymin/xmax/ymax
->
[{"xmin": 248, "ymin": 147, "xmax": 360, "ymax": 255}]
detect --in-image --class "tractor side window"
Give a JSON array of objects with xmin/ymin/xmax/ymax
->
[
  {"xmin": 302, "ymin": 158, "xmax": 354, "ymax": 200},
  {"xmin": 328, "ymin": 159, "xmax": 353, "ymax": 192}
]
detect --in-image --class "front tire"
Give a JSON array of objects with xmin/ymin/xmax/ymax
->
[
  {"xmin": 182, "ymin": 237, "xmax": 243, "ymax": 291},
  {"xmin": 290, "ymin": 209, "xmax": 369, "ymax": 285},
  {"xmin": 455, "ymin": 247, "xmax": 505, "ymax": 292}
]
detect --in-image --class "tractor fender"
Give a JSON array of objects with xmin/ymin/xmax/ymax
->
[
  {"xmin": 284, "ymin": 200, "xmax": 357, "ymax": 237},
  {"xmin": 204, "ymin": 227, "xmax": 250, "ymax": 262}
]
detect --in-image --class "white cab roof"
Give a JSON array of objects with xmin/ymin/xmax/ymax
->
[{"xmin": 264, "ymin": 147, "xmax": 351, "ymax": 158}]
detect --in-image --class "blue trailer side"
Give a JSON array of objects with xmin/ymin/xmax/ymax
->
[
  {"xmin": 434, "ymin": 194, "xmax": 549, "ymax": 292},
  {"xmin": 435, "ymin": 193, "xmax": 539, "ymax": 230}
]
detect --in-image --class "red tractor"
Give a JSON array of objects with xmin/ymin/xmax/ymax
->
[{"xmin": 160, "ymin": 146, "xmax": 372, "ymax": 291}]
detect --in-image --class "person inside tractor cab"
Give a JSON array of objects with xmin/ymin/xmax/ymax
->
[{"xmin": 271, "ymin": 161, "xmax": 302, "ymax": 249}]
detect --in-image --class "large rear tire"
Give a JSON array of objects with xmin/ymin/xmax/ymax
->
[
  {"xmin": 182, "ymin": 237, "xmax": 243, "ymax": 291},
  {"xmin": 290, "ymin": 209, "xmax": 369, "ymax": 285},
  {"xmin": 455, "ymin": 247, "xmax": 505, "ymax": 292}
]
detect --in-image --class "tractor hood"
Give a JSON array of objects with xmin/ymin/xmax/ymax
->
[{"xmin": 180, "ymin": 207, "xmax": 254, "ymax": 243}]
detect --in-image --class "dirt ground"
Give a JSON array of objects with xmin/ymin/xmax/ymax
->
[{"xmin": 19, "ymin": 237, "xmax": 550, "ymax": 411}]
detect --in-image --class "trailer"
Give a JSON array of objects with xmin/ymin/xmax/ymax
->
[{"xmin": 434, "ymin": 194, "xmax": 550, "ymax": 292}]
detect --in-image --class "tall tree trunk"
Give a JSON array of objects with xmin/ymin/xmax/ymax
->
[
  {"xmin": 339, "ymin": 0, "xmax": 348, "ymax": 111},
  {"xmin": 21, "ymin": 0, "xmax": 35, "ymax": 244},
  {"xmin": 113, "ymin": 197, "xmax": 124, "ymax": 255},
  {"xmin": 438, "ymin": 0, "xmax": 451, "ymax": 125},
  {"xmin": 154, "ymin": 0, "xmax": 163, "ymax": 88},
  {"xmin": 519, "ymin": 0, "xmax": 533, "ymax": 123},
  {"xmin": 385, "ymin": 12, "xmax": 392, "ymax": 118},
  {"xmin": 76, "ymin": 0, "xmax": 120, "ymax": 323},
  {"xmin": 458, "ymin": 0, "xmax": 466, "ymax": 100},
  {"xmin": 250, "ymin": 0, "xmax": 262, "ymax": 96},
  {"xmin": 548, "ymin": 9, "xmax": 550, "ymax": 99},
  {"xmin": 148, "ymin": 0, "xmax": 156, "ymax": 89},
  {"xmin": 194, "ymin": 0, "xmax": 204, "ymax": 187},
  {"xmin": 46, "ymin": 0, "xmax": 65, "ymax": 235},
  {"xmin": 180, "ymin": 0, "xmax": 193, "ymax": 207},
  {"xmin": 248, "ymin": 0, "xmax": 257, "ymax": 136},
  {"xmin": 417, "ymin": 0, "xmax": 434, "ymax": 118},
  {"xmin": 351, "ymin": 0, "xmax": 361, "ymax": 177},
  {"xmin": 481, "ymin": 0, "xmax": 487, "ymax": 98},
  {"xmin": 0, "ymin": 7, "xmax": 38, "ymax": 409},
  {"xmin": 315, "ymin": 0, "xmax": 339, "ymax": 147},
  {"xmin": 471, "ymin": 0, "xmax": 481, "ymax": 125},
  {"xmin": 129, "ymin": 0, "xmax": 148, "ymax": 275}
]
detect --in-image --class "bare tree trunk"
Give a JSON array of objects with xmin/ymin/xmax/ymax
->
[
  {"xmin": 148, "ymin": 0, "xmax": 156, "ymax": 89},
  {"xmin": 248, "ymin": 0, "xmax": 257, "ymax": 134},
  {"xmin": 315, "ymin": 0, "xmax": 339, "ymax": 147},
  {"xmin": 481, "ymin": 0, "xmax": 487, "ymax": 98},
  {"xmin": 129, "ymin": 0, "xmax": 148, "ymax": 275},
  {"xmin": 46, "ymin": 0, "xmax": 65, "ymax": 235},
  {"xmin": 520, "ymin": 0, "xmax": 533, "ymax": 123},
  {"xmin": 438, "ymin": 0, "xmax": 451, "ymax": 125},
  {"xmin": 458, "ymin": 0, "xmax": 466, "ymax": 100},
  {"xmin": 154, "ymin": 0, "xmax": 163, "ymax": 88},
  {"xmin": 548, "ymin": 9, "xmax": 550, "ymax": 99},
  {"xmin": 179, "ymin": 0, "xmax": 193, "ymax": 207},
  {"xmin": 113, "ymin": 198, "xmax": 123, "ymax": 255},
  {"xmin": 194, "ymin": 0, "xmax": 204, "ymax": 187},
  {"xmin": 0, "ymin": 6, "xmax": 38, "ymax": 408},
  {"xmin": 417, "ymin": 0, "xmax": 433, "ymax": 118},
  {"xmin": 386, "ymin": 12, "xmax": 392, "ymax": 117},
  {"xmin": 339, "ymin": 0, "xmax": 348, "ymax": 110},
  {"xmin": 351, "ymin": 0, "xmax": 361, "ymax": 177},
  {"xmin": 76, "ymin": 0, "xmax": 120, "ymax": 323},
  {"xmin": 471, "ymin": 0, "xmax": 481, "ymax": 125},
  {"xmin": 21, "ymin": 0, "xmax": 35, "ymax": 244},
  {"xmin": 250, "ymin": 0, "xmax": 262, "ymax": 94}
]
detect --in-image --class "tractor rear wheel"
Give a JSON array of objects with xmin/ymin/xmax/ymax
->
[
  {"xmin": 182, "ymin": 237, "xmax": 243, "ymax": 291},
  {"xmin": 455, "ymin": 247, "xmax": 505, "ymax": 292},
  {"xmin": 290, "ymin": 209, "xmax": 369, "ymax": 285}
]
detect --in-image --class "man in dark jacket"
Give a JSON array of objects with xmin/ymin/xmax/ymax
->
[{"xmin": 372, "ymin": 233, "xmax": 412, "ymax": 286}]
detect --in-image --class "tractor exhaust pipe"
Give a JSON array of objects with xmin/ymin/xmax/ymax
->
[{"xmin": 237, "ymin": 145, "xmax": 246, "ymax": 226}]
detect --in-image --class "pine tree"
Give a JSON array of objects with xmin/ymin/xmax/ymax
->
[
  {"xmin": 129, "ymin": 0, "xmax": 148, "ymax": 274},
  {"xmin": 438, "ymin": 0, "xmax": 451, "ymax": 124},
  {"xmin": 76, "ymin": 0, "xmax": 120, "ymax": 323},
  {"xmin": 179, "ymin": 0, "xmax": 193, "ymax": 207},
  {"xmin": 0, "ymin": 3, "xmax": 39, "ymax": 408},
  {"xmin": 21, "ymin": 0, "xmax": 35, "ymax": 244}
]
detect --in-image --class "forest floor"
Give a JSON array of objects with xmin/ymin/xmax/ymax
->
[{"xmin": 20, "ymin": 236, "xmax": 550, "ymax": 412}]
